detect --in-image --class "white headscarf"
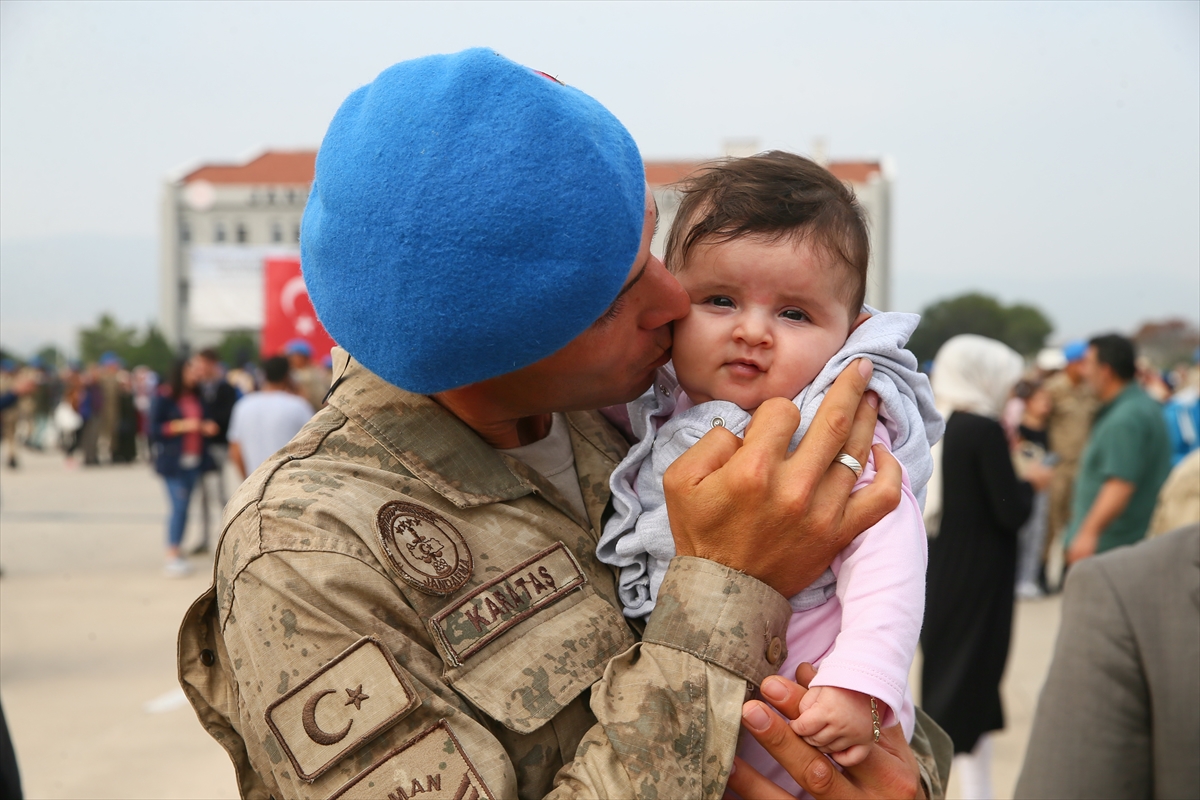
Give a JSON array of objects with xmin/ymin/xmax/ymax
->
[{"xmin": 923, "ymin": 335, "xmax": 1025, "ymax": 536}]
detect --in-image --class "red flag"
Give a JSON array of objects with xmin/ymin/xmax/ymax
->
[{"xmin": 262, "ymin": 256, "xmax": 336, "ymax": 361}]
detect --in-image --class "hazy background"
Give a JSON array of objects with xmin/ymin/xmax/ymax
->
[{"xmin": 2, "ymin": 0, "xmax": 1197, "ymax": 356}]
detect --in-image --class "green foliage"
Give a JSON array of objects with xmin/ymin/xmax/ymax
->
[
  {"xmin": 909, "ymin": 292, "xmax": 1054, "ymax": 363},
  {"xmin": 77, "ymin": 314, "xmax": 179, "ymax": 375},
  {"xmin": 215, "ymin": 330, "xmax": 260, "ymax": 369}
]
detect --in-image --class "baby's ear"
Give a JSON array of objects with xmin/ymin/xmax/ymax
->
[{"xmin": 850, "ymin": 310, "xmax": 871, "ymax": 333}]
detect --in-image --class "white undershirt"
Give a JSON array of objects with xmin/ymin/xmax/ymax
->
[{"xmin": 499, "ymin": 412, "xmax": 588, "ymax": 523}]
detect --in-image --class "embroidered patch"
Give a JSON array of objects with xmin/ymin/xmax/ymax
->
[
  {"xmin": 431, "ymin": 542, "xmax": 586, "ymax": 666},
  {"xmin": 377, "ymin": 501, "xmax": 473, "ymax": 596},
  {"xmin": 265, "ymin": 637, "xmax": 420, "ymax": 783},
  {"xmin": 328, "ymin": 719, "xmax": 495, "ymax": 800}
]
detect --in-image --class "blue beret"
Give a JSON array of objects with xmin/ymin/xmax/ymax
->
[
  {"xmin": 284, "ymin": 338, "xmax": 313, "ymax": 357},
  {"xmin": 302, "ymin": 48, "xmax": 645, "ymax": 394},
  {"xmin": 1063, "ymin": 340, "xmax": 1088, "ymax": 363}
]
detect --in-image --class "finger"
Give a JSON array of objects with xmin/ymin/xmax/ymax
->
[
  {"xmin": 838, "ymin": 443, "xmax": 902, "ymax": 540},
  {"xmin": 792, "ymin": 358, "xmax": 873, "ymax": 478},
  {"xmin": 741, "ymin": 397, "xmax": 803, "ymax": 461},
  {"xmin": 742, "ymin": 701, "xmax": 856, "ymax": 798},
  {"xmin": 664, "ymin": 425, "xmax": 742, "ymax": 493},
  {"xmin": 795, "ymin": 662, "xmax": 818, "ymax": 688},
  {"xmin": 812, "ymin": 389, "xmax": 881, "ymax": 503},
  {"xmin": 759, "ymin": 675, "xmax": 806, "ymax": 720},
  {"xmin": 724, "ymin": 756, "xmax": 794, "ymax": 800}
]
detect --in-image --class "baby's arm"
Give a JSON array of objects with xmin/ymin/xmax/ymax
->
[
  {"xmin": 806, "ymin": 425, "xmax": 927, "ymax": 737},
  {"xmin": 792, "ymin": 685, "xmax": 879, "ymax": 766}
]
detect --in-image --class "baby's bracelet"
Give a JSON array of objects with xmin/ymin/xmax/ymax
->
[{"xmin": 870, "ymin": 697, "xmax": 881, "ymax": 743}]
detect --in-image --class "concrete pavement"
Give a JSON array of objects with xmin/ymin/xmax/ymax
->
[{"xmin": 1, "ymin": 447, "xmax": 1064, "ymax": 799}]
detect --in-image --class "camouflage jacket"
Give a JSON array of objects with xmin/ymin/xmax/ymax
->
[{"xmin": 179, "ymin": 350, "xmax": 950, "ymax": 800}]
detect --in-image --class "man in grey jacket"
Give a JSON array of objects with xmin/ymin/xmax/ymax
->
[{"xmin": 1016, "ymin": 522, "xmax": 1200, "ymax": 799}]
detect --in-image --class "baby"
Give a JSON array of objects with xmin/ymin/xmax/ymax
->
[{"xmin": 596, "ymin": 152, "xmax": 943, "ymax": 793}]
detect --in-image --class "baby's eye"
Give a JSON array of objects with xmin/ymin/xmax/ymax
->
[
  {"xmin": 706, "ymin": 296, "xmax": 735, "ymax": 308},
  {"xmin": 781, "ymin": 309, "xmax": 808, "ymax": 322}
]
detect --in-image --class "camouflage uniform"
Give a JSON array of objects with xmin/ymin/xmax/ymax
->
[
  {"xmin": 1044, "ymin": 372, "xmax": 1099, "ymax": 549},
  {"xmin": 180, "ymin": 350, "xmax": 949, "ymax": 799}
]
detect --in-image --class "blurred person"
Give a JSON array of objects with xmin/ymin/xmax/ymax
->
[
  {"xmin": 110, "ymin": 369, "xmax": 139, "ymax": 464},
  {"xmin": 149, "ymin": 358, "xmax": 217, "ymax": 577},
  {"xmin": 1162, "ymin": 361, "xmax": 1199, "ymax": 466},
  {"xmin": 190, "ymin": 348, "xmax": 237, "ymax": 555},
  {"xmin": 0, "ymin": 359, "xmax": 19, "ymax": 468},
  {"xmin": 54, "ymin": 365, "xmax": 85, "ymax": 467},
  {"xmin": 1064, "ymin": 334, "xmax": 1171, "ymax": 565},
  {"xmin": 1146, "ymin": 448, "xmax": 1200, "ymax": 538},
  {"xmin": 284, "ymin": 338, "xmax": 329, "ymax": 411},
  {"xmin": 1042, "ymin": 339, "xmax": 1098, "ymax": 588},
  {"xmin": 920, "ymin": 335, "xmax": 1052, "ymax": 800},
  {"xmin": 226, "ymin": 355, "xmax": 313, "ymax": 480},
  {"xmin": 77, "ymin": 363, "xmax": 104, "ymax": 466},
  {"xmin": 0, "ymin": 697, "xmax": 21, "ymax": 800},
  {"xmin": 1015, "ymin": 522, "xmax": 1199, "ymax": 800},
  {"xmin": 1136, "ymin": 356, "xmax": 1171, "ymax": 403},
  {"xmin": 97, "ymin": 351, "xmax": 123, "ymax": 461},
  {"xmin": 1013, "ymin": 383, "xmax": 1055, "ymax": 599},
  {"xmin": 224, "ymin": 360, "xmax": 257, "ymax": 397},
  {"xmin": 131, "ymin": 365, "xmax": 157, "ymax": 461}
]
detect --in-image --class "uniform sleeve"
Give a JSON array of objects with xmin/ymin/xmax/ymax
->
[
  {"xmin": 557, "ymin": 558, "xmax": 791, "ymax": 798},
  {"xmin": 809, "ymin": 434, "xmax": 926, "ymax": 737},
  {"xmin": 1014, "ymin": 558, "xmax": 1151, "ymax": 799},
  {"xmin": 218, "ymin": 536, "xmax": 790, "ymax": 799}
]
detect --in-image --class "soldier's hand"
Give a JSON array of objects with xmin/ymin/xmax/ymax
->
[
  {"xmin": 664, "ymin": 358, "xmax": 902, "ymax": 598},
  {"xmin": 727, "ymin": 669, "xmax": 925, "ymax": 800}
]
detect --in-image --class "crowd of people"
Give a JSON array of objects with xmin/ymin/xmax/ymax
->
[
  {"xmin": 0, "ymin": 340, "xmax": 329, "ymax": 577},
  {"xmin": 918, "ymin": 331, "xmax": 1199, "ymax": 799}
]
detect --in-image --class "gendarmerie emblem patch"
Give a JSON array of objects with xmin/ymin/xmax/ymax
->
[
  {"xmin": 328, "ymin": 719, "xmax": 495, "ymax": 800},
  {"xmin": 377, "ymin": 501, "xmax": 473, "ymax": 596}
]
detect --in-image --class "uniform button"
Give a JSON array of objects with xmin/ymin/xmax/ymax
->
[
  {"xmin": 200, "ymin": 649, "xmax": 216, "ymax": 667},
  {"xmin": 766, "ymin": 636, "xmax": 784, "ymax": 666}
]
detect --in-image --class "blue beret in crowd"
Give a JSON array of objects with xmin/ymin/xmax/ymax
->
[
  {"xmin": 1063, "ymin": 340, "xmax": 1088, "ymax": 363},
  {"xmin": 302, "ymin": 48, "xmax": 646, "ymax": 394}
]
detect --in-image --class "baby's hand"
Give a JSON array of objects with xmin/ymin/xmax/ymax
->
[{"xmin": 790, "ymin": 685, "xmax": 876, "ymax": 767}]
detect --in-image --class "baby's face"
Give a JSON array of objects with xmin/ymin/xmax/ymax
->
[{"xmin": 672, "ymin": 234, "xmax": 860, "ymax": 412}]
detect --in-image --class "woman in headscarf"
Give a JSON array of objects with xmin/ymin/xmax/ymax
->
[{"xmin": 920, "ymin": 335, "xmax": 1053, "ymax": 799}]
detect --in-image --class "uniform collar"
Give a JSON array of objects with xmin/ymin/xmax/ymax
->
[{"xmin": 325, "ymin": 349, "xmax": 626, "ymax": 523}]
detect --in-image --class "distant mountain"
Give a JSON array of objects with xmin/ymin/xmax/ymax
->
[{"xmin": 0, "ymin": 235, "xmax": 158, "ymax": 357}]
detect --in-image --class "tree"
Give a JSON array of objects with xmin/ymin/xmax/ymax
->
[
  {"xmin": 909, "ymin": 292, "xmax": 1054, "ymax": 364},
  {"xmin": 215, "ymin": 330, "xmax": 260, "ymax": 369},
  {"xmin": 77, "ymin": 314, "xmax": 180, "ymax": 375}
]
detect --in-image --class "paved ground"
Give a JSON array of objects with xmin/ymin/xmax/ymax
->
[{"xmin": 1, "ymin": 448, "xmax": 1063, "ymax": 799}]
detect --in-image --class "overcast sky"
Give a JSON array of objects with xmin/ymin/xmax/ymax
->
[{"xmin": 1, "ymin": 0, "xmax": 1197, "ymax": 356}]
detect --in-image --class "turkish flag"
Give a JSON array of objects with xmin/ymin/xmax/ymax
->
[{"xmin": 262, "ymin": 256, "xmax": 336, "ymax": 361}]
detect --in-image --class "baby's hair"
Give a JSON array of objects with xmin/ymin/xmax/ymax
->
[{"xmin": 664, "ymin": 151, "xmax": 870, "ymax": 316}]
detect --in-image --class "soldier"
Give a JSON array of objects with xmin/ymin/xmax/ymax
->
[
  {"xmin": 1042, "ymin": 340, "xmax": 1098, "ymax": 586},
  {"xmin": 178, "ymin": 49, "xmax": 950, "ymax": 799}
]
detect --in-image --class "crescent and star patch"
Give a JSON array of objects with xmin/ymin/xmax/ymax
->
[
  {"xmin": 328, "ymin": 719, "xmax": 495, "ymax": 800},
  {"xmin": 377, "ymin": 501, "xmax": 473, "ymax": 596},
  {"xmin": 264, "ymin": 637, "xmax": 420, "ymax": 783}
]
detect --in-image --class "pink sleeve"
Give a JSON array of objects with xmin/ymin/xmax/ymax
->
[{"xmin": 808, "ymin": 421, "xmax": 926, "ymax": 740}]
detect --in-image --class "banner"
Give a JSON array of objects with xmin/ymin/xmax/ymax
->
[
  {"xmin": 262, "ymin": 256, "xmax": 336, "ymax": 361},
  {"xmin": 189, "ymin": 246, "xmax": 291, "ymax": 329}
]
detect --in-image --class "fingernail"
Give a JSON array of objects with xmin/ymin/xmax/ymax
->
[
  {"xmin": 867, "ymin": 391, "xmax": 879, "ymax": 409},
  {"xmin": 858, "ymin": 358, "xmax": 873, "ymax": 379},
  {"xmin": 760, "ymin": 677, "xmax": 786, "ymax": 703},
  {"xmin": 743, "ymin": 703, "xmax": 770, "ymax": 732}
]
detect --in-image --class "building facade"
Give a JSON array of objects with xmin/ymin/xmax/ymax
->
[{"xmin": 161, "ymin": 150, "xmax": 892, "ymax": 350}]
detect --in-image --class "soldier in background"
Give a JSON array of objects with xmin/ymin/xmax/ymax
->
[
  {"xmin": 284, "ymin": 339, "xmax": 329, "ymax": 411},
  {"xmin": 1042, "ymin": 340, "xmax": 1098, "ymax": 589}
]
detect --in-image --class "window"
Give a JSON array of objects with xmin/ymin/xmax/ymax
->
[
  {"xmin": 270, "ymin": 221, "xmax": 283, "ymax": 244},
  {"xmin": 267, "ymin": 191, "xmax": 276, "ymax": 205},
  {"xmin": 180, "ymin": 221, "xmax": 191, "ymax": 244},
  {"xmin": 286, "ymin": 190, "xmax": 296, "ymax": 205},
  {"xmin": 214, "ymin": 221, "xmax": 226, "ymax": 243},
  {"xmin": 294, "ymin": 223, "xmax": 301, "ymax": 243},
  {"xmin": 236, "ymin": 223, "xmax": 248, "ymax": 244}
]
